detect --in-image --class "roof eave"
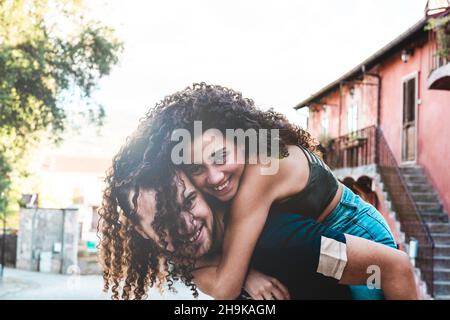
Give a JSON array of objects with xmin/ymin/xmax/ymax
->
[{"xmin": 294, "ymin": 18, "xmax": 427, "ymax": 110}]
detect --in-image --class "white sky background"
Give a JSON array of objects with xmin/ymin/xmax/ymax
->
[{"xmin": 55, "ymin": 0, "xmax": 426, "ymax": 158}]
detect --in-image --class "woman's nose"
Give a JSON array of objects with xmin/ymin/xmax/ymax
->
[{"xmin": 206, "ymin": 168, "xmax": 224, "ymax": 186}]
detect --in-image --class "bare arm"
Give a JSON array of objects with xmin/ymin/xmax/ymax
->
[
  {"xmin": 210, "ymin": 187, "xmax": 274, "ymax": 299},
  {"xmin": 340, "ymin": 235, "xmax": 419, "ymax": 299},
  {"xmin": 193, "ymin": 150, "xmax": 307, "ymax": 299},
  {"xmin": 192, "ymin": 168, "xmax": 287, "ymax": 298}
]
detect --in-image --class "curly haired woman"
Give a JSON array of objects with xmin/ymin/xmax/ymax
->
[
  {"xmin": 99, "ymin": 167, "xmax": 417, "ymax": 300},
  {"xmin": 98, "ymin": 112, "xmax": 291, "ymax": 300},
  {"xmin": 98, "ymin": 84, "xmax": 418, "ymax": 300}
]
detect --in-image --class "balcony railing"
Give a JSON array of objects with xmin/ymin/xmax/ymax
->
[
  {"xmin": 427, "ymin": 14, "xmax": 450, "ymax": 90},
  {"xmin": 324, "ymin": 126, "xmax": 377, "ymax": 169},
  {"xmin": 323, "ymin": 126, "xmax": 435, "ymax": 296},
  {"xmin": 429, "ymin": 26, "xmax": 449, "ymax": 74}
]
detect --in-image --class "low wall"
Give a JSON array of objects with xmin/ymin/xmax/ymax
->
[{"xmin": 16, "ymin": 208, "xmax": 79, "ymax": 274}]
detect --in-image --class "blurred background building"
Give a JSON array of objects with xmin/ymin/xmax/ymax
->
[
  {"xmin": 1, "ymin": 0, "xmax": 448, "ymax": 300},
  {"xmin": 295, "ymin": 1, "xmax": 450, "ymax": 299}
]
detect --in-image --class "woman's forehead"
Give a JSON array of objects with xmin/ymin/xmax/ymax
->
[
  {"xmin": 176, "ymin": 171, "xmax": 197, "ymax": 196},
  {"xmin": 131, "ymin": 188, "xmax": 158, "ymax": 220}
]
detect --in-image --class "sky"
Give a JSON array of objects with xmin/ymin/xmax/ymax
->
[{"xmin": 52, "ymin": 0, "xmax": 427, "ymax": 159}]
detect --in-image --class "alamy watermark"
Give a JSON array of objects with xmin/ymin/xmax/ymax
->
[
  {"xmin": 170, "ymin": 121, "xmax": 280, "ymax": 175},
  {"xmin": 66, "ymin": 264, "xmax": 81, "ymax": 290},
  {"xmin": 367, "ymin": 265, "xmax": 381, "ymax": 290}
]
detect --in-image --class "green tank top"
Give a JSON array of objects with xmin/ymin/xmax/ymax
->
[{"xmin": 271, "ymin": 145, "xmax": 339, "ymax": 219}]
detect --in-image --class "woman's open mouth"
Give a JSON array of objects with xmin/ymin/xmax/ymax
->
[
  {"xmin": 188, "ymin": 223, "xmax": 204, "ymax": 244},
  {"xmin": 212, "ymin": 178, "xmax": 231, "ymax": 194}
]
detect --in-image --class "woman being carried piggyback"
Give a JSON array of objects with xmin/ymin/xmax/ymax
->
[{"xmin": 147, "ymin": 83, "xmax": 415, "ymax": 300}]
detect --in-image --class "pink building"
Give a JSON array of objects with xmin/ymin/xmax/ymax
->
[{"xmin": 295, "ymin": 4, "xmax": 450, "ymax": 299}]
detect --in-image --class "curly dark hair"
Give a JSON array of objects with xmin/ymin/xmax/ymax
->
[
  {"xmin": 98, "ymin": 115, "xmax": 199, "ymax": 300},
  {"xmin": 98, "ymin": 82, "xmax": 321, "ymax": 300},
  {"xmin": 151, "ymin": 82, "xmax": 320, "ymax": 159}
]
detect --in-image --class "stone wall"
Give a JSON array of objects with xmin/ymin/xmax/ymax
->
[{"xmin": 16, "ymin": 208, "xmax": 79, "ymax": 274}]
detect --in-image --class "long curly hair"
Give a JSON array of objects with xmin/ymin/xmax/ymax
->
[
  {"xmin": 98, "ymin": 115, "xmax": 199, "ymax": 300},
  {"xmin": 144, "ymin": 83, "xmax": 322, "ymax": 183},
  {"xmin": 98, "ymin": 82, "xmax": 321, "ymax": 300}
]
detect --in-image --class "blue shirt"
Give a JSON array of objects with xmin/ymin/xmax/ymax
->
[{"xmin": 249, "ymin": 212, "xmax": 351, "ymax": 299}]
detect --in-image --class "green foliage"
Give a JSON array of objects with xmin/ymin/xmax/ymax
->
[
  {"xmin": 0, "ymin": 0, "xmax": 123, "ymax": 219},
  {"xmin": 425, "ymin": 14, "xmax": 450, "ymax": 61}
]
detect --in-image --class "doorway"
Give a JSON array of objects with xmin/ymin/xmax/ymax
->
[{"xmin": 402, "ymin": 74, "xmax": 418, "ymax": 163}]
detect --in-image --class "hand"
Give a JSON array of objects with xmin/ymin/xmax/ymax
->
[{"xmin": 244, "ymin": 269, "xmax": 291, "ymax": 300}]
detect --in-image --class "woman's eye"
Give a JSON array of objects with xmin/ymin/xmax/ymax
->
[
  {"xmin": 183, "ymin": 200, "xmax": 191, "ymax": 210},
  {"xmin": 184, "ymin": 195, "xmax": 196, "ymax": 210},
  {"xmin": 214, "ymin": 151, "xmax": 228, "ymax": 165}
]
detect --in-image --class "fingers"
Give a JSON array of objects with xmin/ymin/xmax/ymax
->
[
  {"xmin": 250, "ymin": 284, "xmax": 289, "ymax": 300},
  {"xmin": 270, "ymin": 278, "xmax": 291, "ymax": 299},
  {"xmin": 261, "ymin": 291, "xmax": 274, "ymax": 300},
  {"xmin": 268, "ymin": 286, "xmax": 285, "ymax": 300}
]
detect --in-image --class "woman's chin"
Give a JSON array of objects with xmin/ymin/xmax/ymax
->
[
  {"xmin": 195, "ymin": 241, "xmax": 212, "ymax": 258},
  {"xmin": 217, "ymin": 192, "xmax": 235, "ymax": 202}
]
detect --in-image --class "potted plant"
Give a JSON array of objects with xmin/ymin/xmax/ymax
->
[{"xmin": 426, "ymin": 14, "xmax": 450, "ymax": 65}]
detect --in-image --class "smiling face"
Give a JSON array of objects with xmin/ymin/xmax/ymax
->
[
  {"xmin": 184, "ymin": 130, "xmax": 246, "ymax": 203},
  {"xmin": 132, "ymin": 172, "xmax": 215, "ymax": 258}
]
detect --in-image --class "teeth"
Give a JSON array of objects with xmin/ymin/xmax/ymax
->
[
  {"xmin": 214, "ymin": 180, "xmax": 229, "ymax": 191},
  {"xmin": 189, "ymin": 226, "xmax": 202, "ymax": 243}
]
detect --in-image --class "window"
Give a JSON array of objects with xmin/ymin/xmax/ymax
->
[
  {"xmin": 347, "ymin": 102, "xmax": 358, "ymax": 134},
  {"xmin": 403, "ymin": 78, "xmax": 416, "ymax": 124},
  {"xmin": 321, "ymin": 106, "xmax": 329, "ymax": 136}
]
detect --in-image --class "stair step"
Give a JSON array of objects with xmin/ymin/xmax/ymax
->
[
  {"xmin": 416, "ymin": 202, "xmax": 442, "ymax": 212},
  {"xmin": 421, "ymin": 212, "xmax": 449, "ymax": 223},
  {"xmin": 434, "ymin": 281, "xmax": 450, "ymax": 295},
  {"xmin": 407, "ymin": 184, "xmax": 435, "ymax": 193},
  {"xmin": 399, "ymin": 166, "xmax": 423, "ymax": 175},
  {"xmin": 431, "ymin": 234, "xmax": 450, "ymax": 244},
  {"xmin": 410, "ymin": 192, "xmax": 440, "ymax": 203},
  {"xmin": 431, "ymin": 233, "xmax": 450, "ymax": 244},
  {"xmin": 435, "ymin": 257, "xmax": 450, "ymax": 268},
  {"xmin": 435, "ymin": 244, "xmax": 450, "ymax": 256},
  {"xmin": 403, "ymin": 175, "xmax": 428, "ymax": 184},
  {"xmin": 426, "ymin": 223, "xmax": 450, "ymax": 233},
  {"xmin": 434, "ymin": 269, "xmax": 450, "ymax": 281},
  {"xmin": 408, "ymin": 234, "xmax": 450, "ymax": 245},
  {"xmin": 400, "ymin": 222, "xmax": 449, "ymax": 234}
]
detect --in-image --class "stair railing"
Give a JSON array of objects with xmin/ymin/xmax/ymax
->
[{"xmin": 376, "ymin": 128, "xmax": 435, "ymax": 296}]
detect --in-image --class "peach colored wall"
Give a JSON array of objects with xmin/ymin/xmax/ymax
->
[
  {"xmin": 307, "ymin": 38, "xmax": 450, "ymax": 215},
  {"xmin": 307, "ymin": 78, "xmax": 379, "ymax": 140},
  {"xmin": 416, "ymin": 43, "xmax": 450, "ymax": 216},
  {"xmin": 378, "ymin": 40, "xmax": 450, "ymax": 215}
]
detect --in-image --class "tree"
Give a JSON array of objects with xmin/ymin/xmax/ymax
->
[{"xmin": 0, "ymin": 0, "xmax": 123, "ymax": 219}]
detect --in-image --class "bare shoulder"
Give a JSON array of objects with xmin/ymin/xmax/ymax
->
[{"xmin": 239, "ymin": 145, "xmax": 308, "ymax": 201}]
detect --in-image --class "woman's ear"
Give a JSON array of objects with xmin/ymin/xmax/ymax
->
[{"xmin": 134, "ymin": 224, "xmax": 150, "ymax": 239}]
